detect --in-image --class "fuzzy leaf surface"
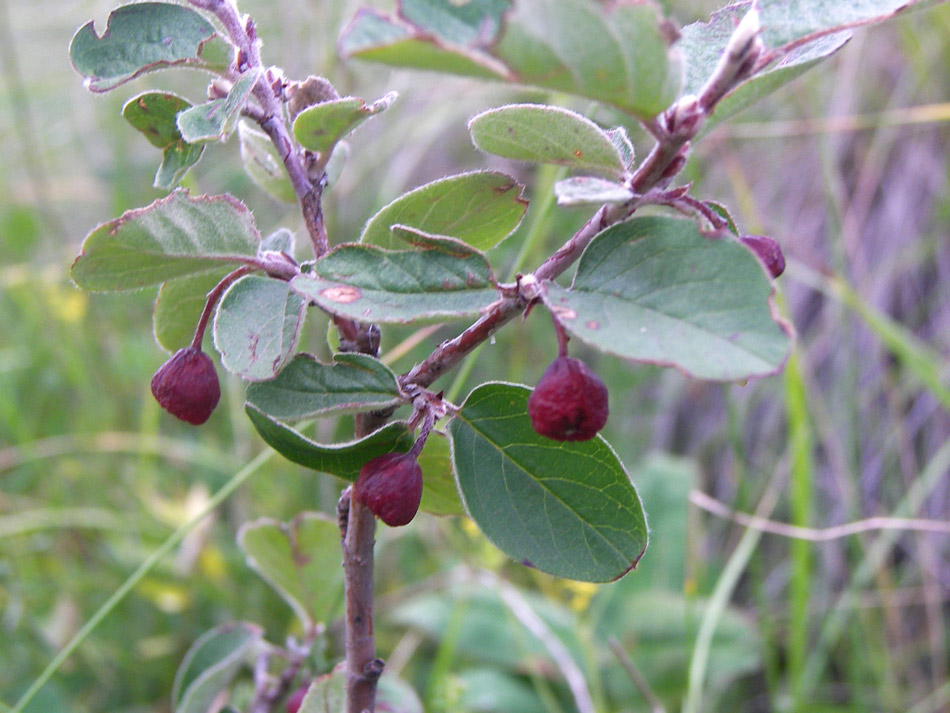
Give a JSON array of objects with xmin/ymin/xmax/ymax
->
[
  {"xmin": 238, "ymin": 123, "xmax": 296, "ymax": 203},
  {"xmin": 238, "ymin": 514, "xmax": 343, "ymax": 627},
  {"xmin": 213, "ymin": 275, "xmax": 305, "ymax": 381},
  {"xmin": 469, "ymin": 104, "xmax": 626, "ymax": 177},
  {"xmin": 246, "ymin": 405, "xmax": 414, "ymax": 480},
  {"xmin": 554, "ymin": 177, "xmax": 635, "ymax": 206},
  {"xmin": 291, "ymin": 238, "xmax": 498, "ymax": 324},
  {"xmin": 450, "ymin": 382, "xmax": 647, "ymax": 582},
  {"xmin": 153, "ymin": 269, "xmax": 229, "ymax": 351},
  {"xmin": 177, "ymin": 68, "xmax": 261, "ymax": 144},
  {"xmin": 122, "ymin": 92, "xmax": 204, "ymax": 189},
  {"xmin": 293, "ymin": 92, "xmax": 396, "ymax": 153},
  {"xmin": 541, "ymin": 217, "xmax": 791, "ymax": 380},
  {"xmin": 71, "ymin": 190, "xmax": 259, "ymax": 292},
  {"xmin": 245, "ymin": 353, "xmax": 402, "ymax": 421},
  {"xmin": 172, "ymin": 623, "xmax": 261, "ymax": 713},
  {"xmin": 340, "ymin": 0, "xmax": 681, "ymax": 118},
  {"xmin": 70, "ymin": 2, "xmax": 225, "ymax": 92},
  {"xmin": 679, "ymin": 0, "xmax": 932, "ymax": 132},
  {"xmin": 679, "ymin": 5, "xmax": 849, "ymax": 131},
  {"xmin": 360, "ymin": 171, "xmax": 526, "ymax": 251}
]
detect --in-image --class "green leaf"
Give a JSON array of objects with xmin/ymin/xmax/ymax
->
[
  {"xmin": 237, "ymin": 513, "xmax": 344, "ymax": 627},
  {"xmin": 260, "ymin": 228, "xmax": 295, "ymax": 255},
  {"xmin": 339, "ymin": 9, "xmax": 509, "ymax": 80},
  {"xmin": 417, "ymin": 432, "xmax": 465, "ymax": 516},
  {"xmin": 449, "ymin": 382, "xmax": 647, "ymax": 582},
  {"xmin": 757, "ymin": 0, "xmax": 927, "ymax": 49},
  {"xmin": 122, "ymin": 92, "xmax": 205, "ymax": 190},
  {"xmin": 123, "ymin": 92, "xmax": 190, "ymax": 148},
  {"xmin": 177, "ymin": 68, "xmax": 262, "ymax": 144},
  {"xmin": 238, "ymin": 123, "xmax": 296, "ymax": 203},
  {"xmin": 246, "ymin": 405, "xmax": 414, "ymax": 480},
  {"xmin": 245, "ymin": 353, "xmax": 402, "ymax": 421},
  {"xmin": 360, "ymin": 171, "xmax": 527, "ymax": 251},
  {"xmin": 70, "ymin": 2, "xmax": 227, "ymax": 92},
  {"xmin": 290, "ymin": 237, "xmax": 499, "ymax": 324},
  {"xmin": 213, "ymin": 275, "xmax": 305, "ymax": 381},
  {"xmin": 340, "ymin": 0, "xmax": 681, "ymax": 119},
  {"xmin": 293, "ymin": 92, "xmax": 397, "ymax": 154},
  {"xmin": 171, "ymin": 623, "xmax": 261, "ymax": 713},
  {"xmin": 71, "ymin": 190, "xmax": 259, "ymax": 292},
  {"xmin": 299, "ymin": 667, "xmax": 346, "ymax": 713},
  {"xmin": 541, "ymin": 217, "xmax": 792, "ymax": 380},
  {"xmin": 153, "ymin": 269, "xmax": 229, "ymax": 351},
  {"xmin": 554, "ymin": 177, "xmax": 635, "ymax": 206},
  {"xmin": 377, "ymin": 675, "xmax": 424, "ymax": 713},
  {"xmin": 469, "ymin": 104, "xmax": 627, "ymax": 178},
  {"xmin": 606, "ymin": 126, "xmax": 635, "ymax": 169},
  {"xmin": 679, "ymin": 5, "xmax": 849, "ymax": 132},
  {"xmin": 400, "ymin": 0, "xmax": 511, "ymax": 46}
]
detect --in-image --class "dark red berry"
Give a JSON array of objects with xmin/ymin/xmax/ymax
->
[
  {"xmin": 354, "ymin": 452, "xmax": 423, "ymax": 527},
  {"xmin": 739, "ymin": 234, "xmax": 785, "ymax": 279},
  {"xmin": 286, "ymin": 683, "xmax": 309, "ymax": 713},
  {"xmin": 528, "ymin": 356, "xmax": 609, "ymax": 442},
  {"xmin": 150, "ymin": 347, "xmax": 221, "ymax": 425}
]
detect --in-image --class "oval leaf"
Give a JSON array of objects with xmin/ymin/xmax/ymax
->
[
  {"xmin": 245, "ymin": 353, "xmax": 402, "ymax": 421},
  {"xmin": 291, "ymin": 238, "xmax": 499, "ymax": 324},
  {"xmin": 299, "ymin": 666, "xmax": 346, "ymax": 713},
  {"xmin": 359, "ymin": 171, "xmax": 527, "ymax": 251},
  {"xmin": 172, "ymin": 622, "xmax": 261, "ymax": 713},
  {"xmin": 340, "ymin": 0, "xmax": 681, "ymax": 118},
  {"xmin": 469, "ymin": 104, "xmax": 626, "ymax": 178},
  {"xmin": 177, "ymin": 68, "xmax": 262, "ymax": 144},
  {"xmin": 245, "ymin": 405, "xmax": 414, "ymax": 480},
  {"xmin": 238, "ymin": 513, "xmax": 344, "ymax": 627},
  {"xmin": 213, "ymin": 275, "xmax": 305, "ymax": 381},
  {"xmin": 449, "ymin": 382, "xmax": 647, "ymax": 582},
  {"xmin": 71, "ymin": 190, "xmax": 259, "ymax": 292},
  {"xmin": 293, "ymin": 92, "xmax": 397, "ymax": 154},
  {"xmin": 541, "ymin": 216, "xmax": 792, "ymax": 380},
  {"xmin": 70, "ymin": 2, "xmax": 225, "ymax": 92},
  {"xmin": 554, "ymin": 177, "xmax": 635, "ymax": 206}
]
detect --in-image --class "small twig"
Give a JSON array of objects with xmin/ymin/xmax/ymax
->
[
  {"xmin": 187, "ymin": 0, "xmax": 328, "ymax": 257},
  {"xmin": 190, "ymin": 265, "xmax": 255, "ymax": 349},
  {"xmin": 690, "ymin": 490, "xmax": 950, "ymax": 541},
  {"xmin": 607, "ymin": 637, "xmax": 666, "ymax": 713}
]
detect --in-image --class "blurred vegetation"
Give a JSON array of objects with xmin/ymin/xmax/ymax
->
[{"xmin": 1, "ymin": 0, "xmax": 949, "ymax": 712}]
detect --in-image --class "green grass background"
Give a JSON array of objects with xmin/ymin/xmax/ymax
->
[{"xmin": 1, "ymin": 1, "xmax": 949, "ymax": 711}]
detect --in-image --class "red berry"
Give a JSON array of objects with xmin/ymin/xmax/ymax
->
[
  {"xmin": 354, "ymin": 452, "xmax": 423, "ymax": 527},
  {"xmin": 739, "ymin": 234, "xmax": 785, "ymax": 279},
  {"xmin": 286, "ymin": 683, "xmax": 308, "ymax": 713},
  {"xmin": 528, "ymin": 357, "xmax": 609, "ymax": 442},
  {"xmin": 150, "ymin": 347, "xmax": 221, "ymax": 425}
]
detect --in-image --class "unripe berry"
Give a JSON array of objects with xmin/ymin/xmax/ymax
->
[
  {"xmin": 528, "ymin": 356, "xmax": 609, "ymax": 442},
  {"xmin": 739, "ymin": 234, "xmax": 785, "ymax": 279},
  {"xmin": 285, "ymin": 683, "xmax": 308, "ymax": 713},
  {"xmin": 150, "ymin": 347, "xmax": 221, "ymax": 425},
  {"xmin": 354, "ymin": 452, "xmax": 423, "ymax": 527}
]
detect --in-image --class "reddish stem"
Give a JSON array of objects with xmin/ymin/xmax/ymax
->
[{"xmin": 190, "ymin": 265, "xmax": 255, "ymax": 350}]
